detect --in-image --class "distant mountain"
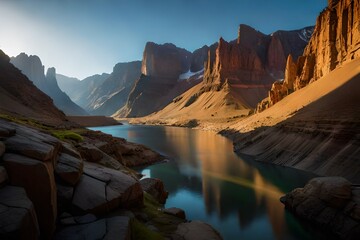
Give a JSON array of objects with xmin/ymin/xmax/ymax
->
[
  {"xmin": 56, "ymin": 73, "xmax": 110, "ymax": 110},
  {"xmin": 142, "ymin": 25, "xmax": 313, "ymax": 122},
  {"xmin": 57, "ymin": 62, "xmax": 141, "ymax": 116},
  {"xmin": 115, "ymin": 42, "xmax": 215, "ymax": 118},
  {"xmin": 10, "ymin": 53, "xmax": 88, "ymax": 116},
  {"xmin": 0, "ymin": 50, "xmax": 66, "ymax": 125}
]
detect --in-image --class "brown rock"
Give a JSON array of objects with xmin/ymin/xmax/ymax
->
[
  {"xmin": 164, "ymin": 207, "xmax": 186, "ymax": 219},
  {"xmin": 281, "ymin": 177, "xmax": 360, "ymax": 239},
  {"xmin": 55, "ymin": 153, "xmax": 83, "ymax": 186},
  {"xmin": 260, "ymin": 0, "xmax": 360, "ymax": 110},
  {"xmin": 0, "ymin": 141, "xmax": 5, "ymax": 157},
  {"xmin": 3, "ymin": 153, "xmax": 57, "ymax": 239},
  {"xmin": 72, "ymin": 162, "xmax": 143, "ymax": 214},
  {"xmin": 0, "ymin": 186, "xmax": 39, "ymax": 240},
  {"xmin": 173, "ymin": 221, "xmax": 222, "ymax": 240},
  {"xmin": 140, "ymin": 178, "xmax": 168, "ymax": 204}
]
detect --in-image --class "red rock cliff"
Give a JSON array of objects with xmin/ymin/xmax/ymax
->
[{"xmin": 258, "ymin": 0, "xmax": 360, "ymax": 111}]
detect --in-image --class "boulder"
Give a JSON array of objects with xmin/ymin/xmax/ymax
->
[
  {"xmin": 72, "ymin": 162, "xmax": 143, "ymax": 214},
  {"xmin": 173, "ymin": 221, "xmax": 222, "ymax": 240},
  {"xmin": 0, "ymin": 166, "xmax": 8, "ymax": 185},
  {"xmin": 281, "ymin": 177, "xmax": 360, "ymax": 239},
  {"xmin": 164, "ymin": 207, "xmax": 186, "ymax": 219},
  {"xmin": 3, "ymin": 153, "xmax": 57, "ymax": 239},
  {"xmin": 0, "ymin": 141, "xmax": 5, "ymax": 157},
  {"xmin": 0, "ymin": 186, "xmax": 39, "ymax": 240},
  {"xmin": 140, "ymin": 178, "xmax": 168, "ymax": 204},
  {"xmin": 55, "ymin": 216, "xmax": 131, "ymax": 240},
  {"xmin": 60, "ymin": 213, "xmax": 97, "ymax": 226},
  {"xmin": 55, "ymin": 153, "xmax": 83, "ymax": 186}
]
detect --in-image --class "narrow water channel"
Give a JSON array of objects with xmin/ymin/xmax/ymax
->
[{"xmin": 89, "ymin": 124, "xmax": 323, "ymax": 240}]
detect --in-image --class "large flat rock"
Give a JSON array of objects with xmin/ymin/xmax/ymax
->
[
  {"xmin": 3, "ymin": 153, "xmax": 57, "ymax": 239},
  {"xmin": 72, "ymin": 162, "xmax": 143, "ymax": 214},
  {"xmin": 0, "ymin": 186, "xmax": 39, "ymax": 240},
  {"xmin": 4, "ymin": 135, "xmax": 56, "ymax": 162},
  {"xmin": 55, "ymin": 216, "xmax": 131, "ymax": 240}
]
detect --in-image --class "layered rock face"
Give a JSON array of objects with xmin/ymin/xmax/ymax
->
[
  {"xmin": 57, "ymin": 62, "xmax": 141, "ymax": 116},
  {"xmin": 10, "ymin": 53, "xmax": 88, "ymax": 116},
  {"xmin": 170, "ymin": 24, "xmax": 312, "ymax": 112},
  {"xmin": 118, "ymin": 42, "xmax": 204, "ymax": 117},
  {"xmin": 202, "ymin": 25, "xmax": 312, "ymax": 108},
  {"xmin": 56, "ymin": 73, "xmax": 109, "ymax": 109},
  {"xmin": 258, "ymin": 0, "xmax": 360, "ymax": 111},
  {"xmin": 89, "ymin": 61, "xmax": 141, "ymax": 116},
  {"xmin": 0, "ymin": 50, "xmax": 66, "ymax": 125}
]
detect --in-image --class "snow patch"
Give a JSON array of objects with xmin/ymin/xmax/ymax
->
[
  {"xmin": 178, "ymin": 69, "xmax": 204, "ymax": 81},
  {"xmin": 299, "ymin": 28, "xmax": 314, "ymax": 42}
]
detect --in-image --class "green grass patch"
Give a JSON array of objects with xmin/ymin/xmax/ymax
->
[
  {"xmin": 0, "ymin": 114, "xmax": 51, "ymax": 130},
  {"xmin": 131, "ymin": 219, "xmax": 164, "ymax": 240},
  {"xmin": 51, "ymin": 130, "xmax": 83, "ymax": 142}
]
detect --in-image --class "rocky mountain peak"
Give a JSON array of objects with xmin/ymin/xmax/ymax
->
[
  {"xmin": 46, "ymin": 67, "xmax": 56, "ymax": 79},
  {"xmin": 141, "ymin": 42, "xmax": 191, "ymax": 78}
]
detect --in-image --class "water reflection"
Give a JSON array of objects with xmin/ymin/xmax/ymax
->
[{"xmin": 90, "ymin": 125, "xmax": 319, "ymax": 240}]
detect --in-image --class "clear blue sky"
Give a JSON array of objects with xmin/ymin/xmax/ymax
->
[{"xmin": 0, "ymin": 0, "xmax": 327, "ymax": 79}]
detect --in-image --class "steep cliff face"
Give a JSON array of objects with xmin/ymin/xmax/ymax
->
[
  {"xmin": 117, "ymin": 42, "xmax": 202, "ymax": 118},
  {"xmin": 199, "ymin": 24, "xmax": 313, "ymax": 110},
  {"xmin": 259, "ymin": 0, "xmax": 360, "ymax": 111},
  {"xmin": 84, "ymin": 61, "xmax": 141, "ymax": 116},
  {"xmin": 56, "ymin": 73, "xmax": 110, "ymax": 109},
  {"xmin": 10, "ymin": 53, "xmax": 87, "ymax": 116},
  {"xmin": 0, "ymin": 50, "xmax": 66, "ymax": 125}
]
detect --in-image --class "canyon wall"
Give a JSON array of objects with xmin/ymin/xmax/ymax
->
[
  {"xmin": 258, "ymin": 0, "xmax": 360, "ymax": 111},
  {"xmin": 117, "ymin": 42, "xmax": 204, "ymax": 118}
]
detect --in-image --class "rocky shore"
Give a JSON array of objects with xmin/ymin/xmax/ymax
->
[
  {"xmin": 281, "ymin": 177, "xmax": 360, "ymax": 239},
  {"xmin": 0, "ymin": 118, "xmax": 222, "ymax": 240}
]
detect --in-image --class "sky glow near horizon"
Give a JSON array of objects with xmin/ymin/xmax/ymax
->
[{"xmin": 0, "ymin": 0, "xmax": 327, "ymax": 79}]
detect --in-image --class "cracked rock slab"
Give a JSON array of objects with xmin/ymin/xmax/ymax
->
[
  {"xmin": 55, "ymin": 216, "xmax": 131, "ymax": 240},
  {"xmin": 72, "ymin": 162, "xmax": 143, "ymax": 214},
  {"xmin": 0, "ymin": 186, "xmax": 39, "ymax": 240}
]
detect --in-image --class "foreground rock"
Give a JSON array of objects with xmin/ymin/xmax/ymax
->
[
  {"xmin": 140, "ymin": 178, "xmax": 169, "ymax": 204},
  {"xmin": 55, "ymin": 216, "xmax": 130, "ymax": 240},
  {"xmin": 0, "ymin": 186, "xmax": 39, "ymax": 240},
  {"xmin": 3, "ymin": 153, "xmax": 57, "ymax": 239},
  {"xmin": 281, "ymin": 177, "xmax": 360, "ymax": 239},
  {"xmin": 172, "ymin": 221, "xmax": 222, "ymax": 240},
  {"xmin": 72, "ymin": 162, "xmax": 143, "ymax": 214}
]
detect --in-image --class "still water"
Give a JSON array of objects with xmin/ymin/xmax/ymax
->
[{"xmin": 89, "ymin": 124, "xmax": 321, "ymax": 240}]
